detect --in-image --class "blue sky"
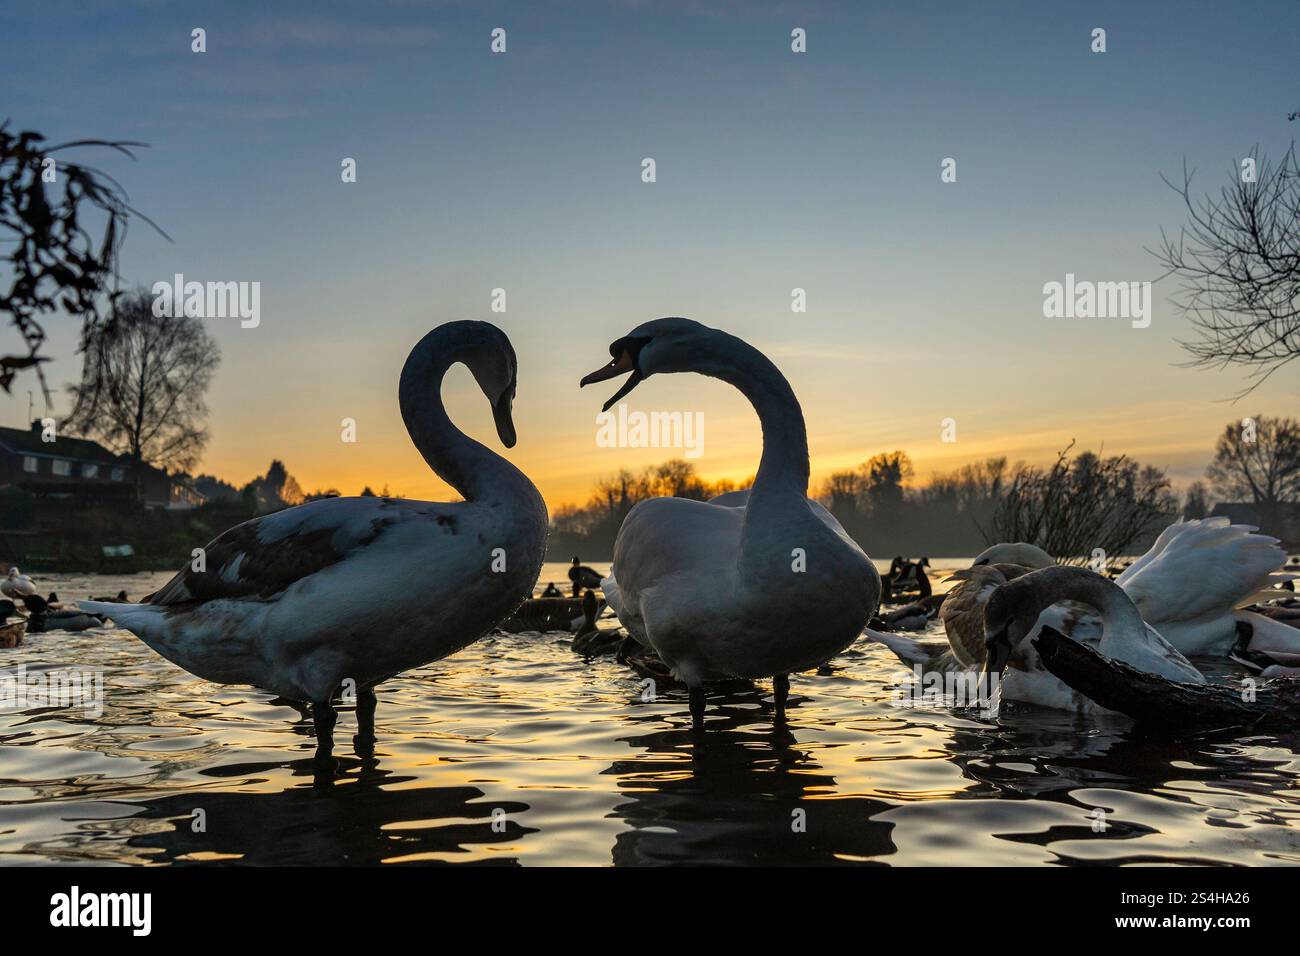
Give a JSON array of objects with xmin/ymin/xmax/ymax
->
[{"xmin": 3, "ymin": 0, "xmax": 1297, "ymax": 503}]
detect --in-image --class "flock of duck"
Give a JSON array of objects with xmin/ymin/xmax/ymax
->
[{"xmin": 4, "ymin": 318, "xmax": 1296, "ymax": 765}]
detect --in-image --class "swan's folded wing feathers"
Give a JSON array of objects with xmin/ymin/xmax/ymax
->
[
  {"xmin": 146, "ymin": 497, "xmax": 409, "ymax": 605},
  {"xmin": 1117, "ymin": 518, "xmax": 1285, "ymax": 624}
]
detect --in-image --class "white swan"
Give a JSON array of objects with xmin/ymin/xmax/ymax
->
[
  {"xmin": 1115, "ymin": 517, "xmax": 1296, "ymax": 656},
  {"xmin": 579, "ymin": 318, "xmax": 880, "ymax": 727},
  {"xmin": 2, "ymin": 568, "xmax": 37, "ymax": 599},
  {"xmin": 81, "ymin": 321, "xmax": 548, "ymax": 763},
  {"xmin": 957, "ymin": 519, "xmax": 1294, "ymax": 660},
  {"xmin": 981, "ymin": 566, "xmax": 1205, "ymax": 714},
  {"xmin": 971, "ymin": 543, "xmax": 1053, "ymax": 569}
]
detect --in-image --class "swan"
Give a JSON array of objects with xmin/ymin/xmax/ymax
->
[
  {"xmin": 81, "ymin": 320, "xmax": 548, "ymax": 764},
  {"xmin": 579, "ymin": 317, "xmax": 880, "ymax": 727},
  {"xmin": 980, "ymin": 566, "xmax": 1205, "ymax": 714},
  {"xmin": 953, "ymin": 519, "xmax": 1294, "ymax": 660},
  {"xmin": 869, "ymin": 559, "xmax": 1203, "ymax": 714},
  {"xmin": 1115, "ymin": 517, "xmax": 1297, "ymax": 656},
  {"xmin": 971, "ymin": 543, "xmax": 1053, "ymax": 569},
  {"xmin": 2, "ymin": 568, "xmax": 37, "ymax": 599}
]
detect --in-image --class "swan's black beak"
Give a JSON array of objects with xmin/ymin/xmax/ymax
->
[
  {"xmin": 580, "ymin": 336, "xmax": 649, "ymax": 413},
  {"xmin": 493, "ymin": 390, "xmax": 517, "ymax": 448},
  {"xmin": 983, "ymin": 623, "xmax": 1012, "ymax": 678}
]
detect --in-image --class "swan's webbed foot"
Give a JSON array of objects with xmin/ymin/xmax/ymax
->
[
  {"xmin": 774, "ymin": 673, "xmax": 790, "ymax": 721},
  {"xmin": 353, "ymin": 687, "xmax": 377, "ymax": 757},
  {"xmin": 313, "ymin": 700, "xmax": 338, "ymax": 768},
  {"xmin": 689, "ymin": 686, "xmax": 706, "ymax": 731}
]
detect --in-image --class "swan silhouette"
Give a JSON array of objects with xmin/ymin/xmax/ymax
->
[
  {"xmin": 580, "ymin": 318, "xmax": 880, "ymax": 728},
  {"xmin": 82, "ymin": 321, "xmax": 548, "ymax": 764}
]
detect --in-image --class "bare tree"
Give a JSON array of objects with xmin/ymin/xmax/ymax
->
[
  {"xmin": 62, "ymin": 289, "xmax": 219, "ymax": 490},
  {"xmin": 1153, "ymin": 144, "xmax": 1300, "ymax": 395},
  {"xmin": 1206, "ymin": 415, "xmax": 1300, "ymax": 531},
  {"xmin": 1, "ymin": 122, "xmax": 164, "ymax": 403},
  {"xmin": 1182, "ymin": 480, "xmax": 1209, "ymax": 520},
  {"xmin": 989, "ymin": 444, "xmax": 1175, "ymax": 565}
]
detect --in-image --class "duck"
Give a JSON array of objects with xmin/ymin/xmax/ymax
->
[
  {"xmin": 980, "ymin": 565, "xmax": 1206, "ymax": 714},
  {"xmin": 579, "ymin": 317, "xmax": 880, "ymax": 727},
  {"xmin": 1, "ymin": 567, "xmax": 37, "ymax": 599},
  {"xmin": 90, "ymin": 590, "xmax": 129, "ymax": 603},
  {"xmin": 571, "ymin": 589, "xmax": 622, "ymax": 656},
  {"xmin": 540, "ymin": 582, "xmax": 563, "ymax": 598},
  {"xmin": 20, "ymin": 594, "xmax": 102, "ymax": 633},
  {"xmin": 568, "ymin": 557, "xmax": 603, "ymax": 596},
  {"xmin": 80, "ymin": 321, "xmax": 549, "ymax": 765},
  {"xmin": 901, "ymin": 557, "xmax": 932, "ymax": 597},
  {"xmin": 0, "ymin": 599, "xmax": 25, "ymax": 648},
  {"xmin": 880, "ymin": 556, "xmax": 906, "ymax": 600}
]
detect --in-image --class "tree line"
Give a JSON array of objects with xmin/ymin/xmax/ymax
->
[{"xmin": 549, "ymin": 416, "xmax": 1300, "ymax": 562}]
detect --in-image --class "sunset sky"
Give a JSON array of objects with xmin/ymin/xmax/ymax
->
[{"xmin": 3, "ymin": 0, "xmax": 1297, "ymax": 510}]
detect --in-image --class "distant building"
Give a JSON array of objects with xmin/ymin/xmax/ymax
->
[
  {"xmin": 0, "ymin": 422, "xmax": 204, "ymax": 510},
  {"xmin": 1209, "ymin": 501, "xmax": 1300, "ymax": 551}
]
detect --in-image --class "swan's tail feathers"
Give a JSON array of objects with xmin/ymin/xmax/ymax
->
[
  {"xmin": 865, "ymin": 627, "xmax": 948, "ymax": 667},
  {"xmin": 78, "ymin": 601, "xmax": 167, "ymax": 639}
]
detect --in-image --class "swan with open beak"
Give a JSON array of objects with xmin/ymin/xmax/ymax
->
[{"xmin": 579, "ymin": 335, "xmax": 651, "ymax": 412}]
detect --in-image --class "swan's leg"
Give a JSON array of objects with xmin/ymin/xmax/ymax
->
[
  {"xmin": 354, "ymin": 687, "xmax": 377, "ymax": 756},
  {"xmin": 313, "ymin": 701, "xmax": 338, "ymax": 766},
  {"xmin": 689, "ymin": 686, "xmax": 706, "ymax": 730},
  {"xmin": 774, "ymin": 673, "xmax": 790, "ymax": 718}
]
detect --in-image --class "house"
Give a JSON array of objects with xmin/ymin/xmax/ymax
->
[
  {"xmin": 1208, "ymin": 502, "xmax": 1300, "ymax": 552},
  {"xmin": 0, "ymin": 422, "xmax": 204, "ymax": 510}
]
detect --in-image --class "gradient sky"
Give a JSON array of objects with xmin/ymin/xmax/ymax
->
[{"xmin": 3, "ymin": 0, "xmax": 1297, "ymax": 509}]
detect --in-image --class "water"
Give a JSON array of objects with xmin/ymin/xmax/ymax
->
[{"xmin": 3, "ymin": 562, "xmax": 1299, "ymax": 866}]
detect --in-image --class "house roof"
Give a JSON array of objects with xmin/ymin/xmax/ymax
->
[{"xmin": 0, "ymin": 424, "xmax": 125, "ymax": 465}]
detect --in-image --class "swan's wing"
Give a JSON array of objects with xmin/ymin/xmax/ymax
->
[
  {"xmin": 143, "ymin": 496, "xmax": 427, "ymax": 605},
  {"xmin": 708, "ymin": 486, "xmax": 865, "ymax": 555},
  {"xmin": 1117, "ymin": 518, "xmax": 1286, "ymax": 625},
  {"xmin": 939, "ymin": 565, "xmax": 1008, "ymax": 666},
  {"xmin": 611, "ymin": 497, "xmax": 742, "ymax": 599},
  {"xmin": 707, "ymin": 488, "xmax": 750, "ymax": 507}
]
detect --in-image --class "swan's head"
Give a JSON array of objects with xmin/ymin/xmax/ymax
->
[
  {"xmin": 5, "ymin": 568, "xmax": 17, "ymax": 579},
  {"xmin": 981, "ymin": 565, "xmax": 1114, "ymax": 677},
  {"xmin": 463, "ymin": 323, "xmax": 519, "ymax": 448},
  {"xmin": 981, "ymin": 575, "xmax": 1042, "ymax": 678},
  {"xmin": 579, "ymin": 317, "xmax": 710, "ymax": 412},
  {"xmin": 972, "ymin": 542, "xmax": 1054, "ymax": 570}
]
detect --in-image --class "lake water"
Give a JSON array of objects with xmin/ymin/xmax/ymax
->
[{"xmin": 2, "ymin": 562, "xmax": 1299, "ymax": 866}]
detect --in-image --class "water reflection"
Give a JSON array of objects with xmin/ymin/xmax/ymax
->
[
  {"xmin": 608, "ymin": 698, "xmax": 896, "ymax": 865},
  {"xmin": 2, "ymin": 568, "xmax": 1300, "ymax": 865},
  {"xmin": 124, "ymin": 760, "xmax": 534, "ymax": 865}
]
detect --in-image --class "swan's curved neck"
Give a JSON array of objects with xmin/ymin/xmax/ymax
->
[
  {"xmin": 398, "ymin": 328, "xmax": 536, "ymax": 507},
  {"xmin": 696, "ymin": 330, "xmax": 810, "ymax": 499},
  {"xmin": 1031, "ymin": 571, "xmax": 1146, "ymax": 644}
]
